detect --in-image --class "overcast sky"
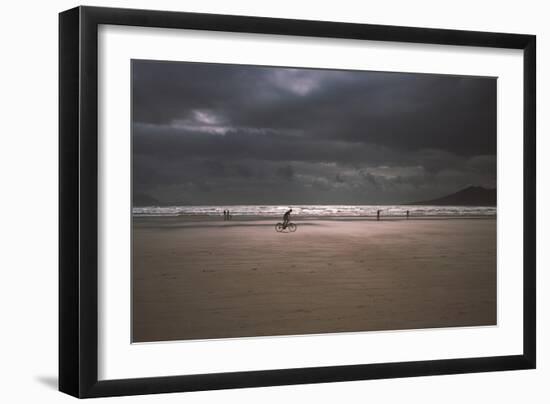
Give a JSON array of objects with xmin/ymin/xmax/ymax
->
[{"xmin": 132, "ymin": 60, "xmax": 496, "ymax": 206}]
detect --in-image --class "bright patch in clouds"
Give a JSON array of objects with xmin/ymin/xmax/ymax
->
[
  {"xmin": 192, "ymin": 109, "xmax": 221, "ymax": 125},
  {"xmin": 271, "ymin": 69, "xmax": 322, "ymax": 96}
]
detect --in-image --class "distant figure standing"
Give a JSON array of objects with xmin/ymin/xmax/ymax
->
[
  {"xmin": 223, "ymin": 209, "xmax": 227, "ymax": 220},
  {"xmin": 377, "ymin": 210, "xmax": 381, "ymax": 221},
  {"xmin": 227, "ymin": 209, "xmax": 231, "ymax": 220},
  {"xmin": 406, "ymin": 210, "xmax": 410, "ymax": 219},
  {"xmin": 283, "ymin": 208, "xmax": 292, "ymax": 228}
]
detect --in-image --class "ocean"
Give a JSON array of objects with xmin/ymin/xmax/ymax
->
[{"xmin": 132, "ymin": 205, "xmax": 496, "ymax": 218}]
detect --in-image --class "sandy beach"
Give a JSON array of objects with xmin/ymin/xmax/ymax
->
[{"xmin": 132, "ymin": 216, "xmax": 496, "ymax": 342}]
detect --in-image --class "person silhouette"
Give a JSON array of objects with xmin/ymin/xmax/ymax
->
[
  {"xmin": 377, "ymin": 210, "xmax": 381, "ymax": 221},
  {"xmin": 283, "ymin": 208, "xmax": 292, "ymax": 228}
]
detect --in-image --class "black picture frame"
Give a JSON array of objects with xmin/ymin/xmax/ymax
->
[{"xmin": 59, "ymin": 6, "xmax": 536, "ymax": 398}]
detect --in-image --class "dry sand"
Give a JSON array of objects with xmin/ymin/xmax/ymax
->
[{"xmin": 132, "ymin": 216, "xmax": 496, "ymax": 342}]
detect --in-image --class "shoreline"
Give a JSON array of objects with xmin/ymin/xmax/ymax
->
[{"xmin": 133, "ymin": 214, "xmax": 497, "ymax": 221}]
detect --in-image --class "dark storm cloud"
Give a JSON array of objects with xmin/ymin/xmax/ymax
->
[{"xmin": 132, "ymin": 60, "xmax": 496, "ymax": 205}]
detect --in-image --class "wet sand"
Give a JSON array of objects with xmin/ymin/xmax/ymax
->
[{"xmin": 132, "ymin": 216, "xmax": 496, "ymax": 342}]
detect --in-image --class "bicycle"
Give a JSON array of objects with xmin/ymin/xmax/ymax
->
[{"xmin": 275, "ymin": 222, "xmax": 297, "ymax": 232}]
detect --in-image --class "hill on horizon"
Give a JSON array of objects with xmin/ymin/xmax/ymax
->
[{"xmin": 408, "ymin": 186, "xmax": 496, "ymax": 206}]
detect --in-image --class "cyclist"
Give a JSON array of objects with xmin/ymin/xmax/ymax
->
[{"xmin": 283, "ymin": 208, "xmax": 292, "ymax": 228}]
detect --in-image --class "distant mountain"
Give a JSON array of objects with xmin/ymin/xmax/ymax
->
[
  {"xmin": 133, "ymin": 193, "xmax": 193, "ymax": 207},
  {"xmin": 133, "ymin": 193, "xmax": 161, "ymax": 207},
  {"xmin": 408, "ymin": 186, "xmax": 496, "ymax": 206}
]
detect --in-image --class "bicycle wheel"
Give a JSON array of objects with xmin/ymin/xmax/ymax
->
[
  {"xmin": 288, "ymin": 223, "xmax": 297, "ymax": 232},
  {"xmin": 275, "ymin": 223, "xmax": 284, "ymax": 232}
]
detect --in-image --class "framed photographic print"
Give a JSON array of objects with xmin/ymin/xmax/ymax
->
[{"xmin": 59, "ymin": 6, "xmax": 536, "ymax": 398}]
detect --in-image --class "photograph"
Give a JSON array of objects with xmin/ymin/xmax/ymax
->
[{"xmin": 131, "ymin": 59, "xmax": 497, "ymax": 343}]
